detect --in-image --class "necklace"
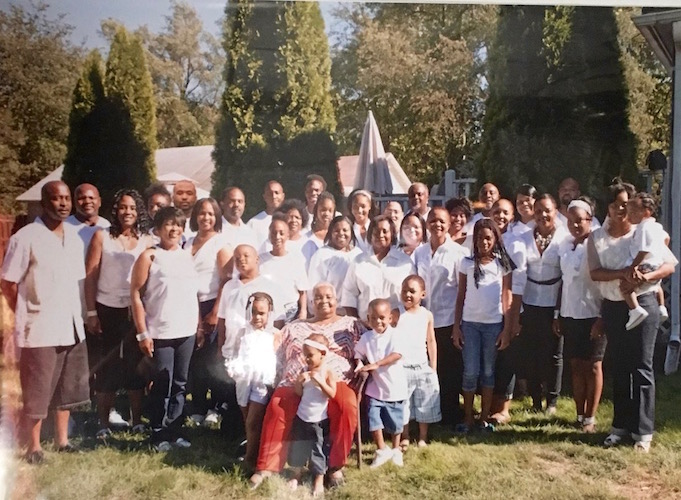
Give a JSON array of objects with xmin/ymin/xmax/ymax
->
[{"xmin": 534, "ymin": 230, "xmax": 553, "ymax": 253}]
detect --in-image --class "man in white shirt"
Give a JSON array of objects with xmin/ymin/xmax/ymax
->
[
  {"xmin": 220, "ymin": 186, "xmax": 257, "ymax": 249},
  {"xmin": 467, "ymin": 183, "xmax": 500, "ymax": 232},
  {"xmin": 247, "ymin": 180, "xmax": 285, "ymax": 247},
  {"xmin": 303, "ymin": 174, "xmax": 327, "ymax": 231},
  {"xmin": 408, "ymin": 182, "xmax": 430, "ymax": 221},
  {"xmin": 1, "ymin": 181, "xmax": 89, "ymax": 463},
  {"xmin": 173, "ymin": 179, "xmax": 198, "ymax": 240},
  {"xmin": 65, "ymin": 183, "xmax": 111, "ymax": 258},
  {"xmin": 556, "ymin": 177, "xmax": 580, "ymax": 226}
]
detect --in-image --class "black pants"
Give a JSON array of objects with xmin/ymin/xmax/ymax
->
[
  {"xmin": 187, "ymin": 299, "xmax": 224, "ymax": 415},
  {"xmin": 518, "ymin": 304, "xmax": 564, "ymax": 408},
  {"xmin": 494, "ymin": 335, "xmax": 520, "ymax": 399},
  {"xmin": 149, "ymin": 335, "xmax": 195, "ymax": 443},
  {"xmin": 603, "ymin": 294, "xmax": 658, "ymax": 438},
  {"xmin": 288, "ymin": 416, "xmax": 330, "ymax": 476},
  {"xmin": 435, "ymin": 326, "xmax": 463, "ymax": 425}
]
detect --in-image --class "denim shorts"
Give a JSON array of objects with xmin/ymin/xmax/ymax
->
[{"xmin": 367, "ymin": 396, "xmax": 405, "ymax": 434}]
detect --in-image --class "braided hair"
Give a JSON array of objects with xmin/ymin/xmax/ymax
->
[{"xmin": 470, "ymin": 218, "xmax": 516, "ymax": 288}]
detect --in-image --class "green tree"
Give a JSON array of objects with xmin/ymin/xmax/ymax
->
[
  {"xmin": 331, "ymin": 4, "xmax": 497, "ymax": 185},
  {"xmin": 478, "ymin": 6, "xmax": 637, "ymax": 201},
  {"xmin": 63, "ymin": 27, "xmax": 157, "ymax": 211},
  {"xmin": 0, "ymin": 3, "xmax": 81, "ymax": 213},
  {"xmin": 213, "ymin": 0, "xmax": 340, "ymax": 217}
]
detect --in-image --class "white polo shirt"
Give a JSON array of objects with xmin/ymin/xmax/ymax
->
[
  {"xmin": 354, "ymin": 326, "xmax": 408, "ymax": 402},
  {"xmin": 414, "ymin": 238, "xmax": 467, "ymax": 328},
  {"xmin": 341, "ymin": 247, "xmax": 415, "ymax": 321},
  {"xmin": 1, "ymin": 219, "xmax": 85, "ymax": 347},
  {"xmin": 221, "ymin": 217, "xmax": 258, "ymax": 249}
]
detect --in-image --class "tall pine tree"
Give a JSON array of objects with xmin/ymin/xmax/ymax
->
[
  {"xmin": 478, "ymin": 6, "xmax": 636, "ymax": 201},
  {"xmin": 63, "ymin": 27, "xmax": 157, "ymax": 212},
  {"xmin": 212, "ymin": 0, "xmax": 339, "ymax": 217}
]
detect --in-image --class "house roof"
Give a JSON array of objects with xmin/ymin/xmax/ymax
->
[{"xmin": 633, "ymin": 9, "xmax": 681, "ymax": 73}]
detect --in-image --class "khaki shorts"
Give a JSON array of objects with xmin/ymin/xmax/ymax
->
[{"xmin": 20, "ymin": 341, "xmax": 90, "ymax": 420}]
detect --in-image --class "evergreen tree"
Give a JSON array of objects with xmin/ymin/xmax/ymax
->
[
  {"xmin": 478, "ymin": 6, "xmax": 637, "ymax": 201},
  {"xmin": 62, "ymin": 50, "xmax": 106, "ymax": 188},
  {"xmin": 213, "ymin": 0, "xmax": 340, "ymax": 217}
]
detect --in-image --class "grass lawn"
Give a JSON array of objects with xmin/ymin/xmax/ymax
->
[{"xmin": 4, "ymin": 367, "xmax": 681, "ymax": 500}]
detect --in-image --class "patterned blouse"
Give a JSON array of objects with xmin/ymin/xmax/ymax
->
[{"xmin": 277, "ymin": 315, "xmax": 366, "ymax": 388}]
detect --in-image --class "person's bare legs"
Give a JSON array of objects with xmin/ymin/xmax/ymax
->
[
  {"xmin": 245, "ymin": 402, "xmax": 268, "ymax": 467},
  {"xmin": 391, "ymin": 432, "xmax": 401, "ymax": 450},
  {"xmin": 372, "ymin": 429, "xmax": 386, "ymax": 450},
  {"xmin": 401, "ymin": 423, "xmax": 410, "ymax": 450},
  {"xmin": 418, "ymin": 423, "xmax": 429, "ymax": 443},
  {"xmin": 287, "ymin": 467, "xmax": 303, "ymax": 490},
  {"xmin": 571, "ymin": 359, "xmax": 587, "ymax": 422},
  {"xmin": 129, "ymin": 389, "xmax": 144, "ymax": 426},
  {"xmin": 480, "ymin": 387, "xmax": 493, "ymax": 422},
  {"xmin": 625, "ymin": 292, "xmax": 638, "ymax": 311},
  {"xmin": 312, "ymin": 474, "xmax": 324, "ymax": 497},
  {"xmin": 490, "ymin": 397, "xmax": 512, "ymax": 424},
  {"xmin": 96, "ymin": 392, "xmax": 115, "ymax": 428},
  {"xmin": 583, "ymin": 361, "xmax": 603, "ymax": 433},
  {"xmin": 54, "ymin": 409, "xmax": 70, "ymax": 447},
  {"xmin": 24, "ymin": 417, "xmax": 43, "ymax": 453},
  {"xmin": 462, "ymin": 391, "xmax": 475, "ymax": 427}
]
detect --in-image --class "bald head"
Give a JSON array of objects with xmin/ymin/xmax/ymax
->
[
  {"xmin": 73, "ymin": 183, "xmax": 102, "ymax": 221},
  {"xmin": 479, "ymin": 183, "xmax": 500, "ymax": 211}
]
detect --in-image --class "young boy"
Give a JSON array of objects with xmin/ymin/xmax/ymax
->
[
  {"xmin": 393, "ymin": 275, "xmax": 440, "ymax": 449},
  {"xmin": 354, "ymin": 298, "xmax": 408, "ymax": 468}
]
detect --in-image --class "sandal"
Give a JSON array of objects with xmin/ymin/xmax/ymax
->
[
  {"xmin": 489, "ymin": 413, "xmax": 511, "ymax": 425},
  {"xmin": 327, "ymin": 469, "xmax": 345, "ymax": 488},
  {"xmin": 582, "ymin": 417, "xmax": 596, "ymax": 434},
  {"xmin": 399, "ymin": 439, "xmax": 410, "ymax": 452},
  {"xmin": 603, "ymin": 433, "xmax": 624, "ymax": 448}
]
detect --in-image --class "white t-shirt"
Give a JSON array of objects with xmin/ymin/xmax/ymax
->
[
  {"xmin": 557, "ymin": 237, "xmax": 601, "ymax": 319},
  {"xmin": 414, "ymin": 239, "xmax": 467, "ymax": 328},
  {"xmin": 185, "ymin": 233, "xmax": 230, "ymax": 302},
  {"xmin": 1, "ymin": 219, "xmax": 85, "ymax": 347},
  {"xmin": 297, "ymin": 373, "xmax": 330, "ymax": 422},
  {"xmin": 353, "ymin": 221, "xmax": 371, "ymax": 253},
  {"xmin": 217, "ymin": 275, "xmax": 285, "ymax": 359},
  {"xmin": 341, "ymin": 247, "xmax": 416, "ymax": 320},
  {"xmin": 301, "ymin": 231, "xmax": 325, "ymax": 270},
  {"xmin": 307, "ymin": 245, "xmax": 362, "ymax": 307},
  {"xmin": 65, "ymin": 214, "xmax": 111, "ymax": 259},
  {"xmin": 259, "ymin": 251, "xmax": 310, "ymax": 320},
  {"xmin": 460, "ymin": 257, "xmax": 510, "ymax": 324},
  {"xmin": 354, "ymin": 326, "xmax": 408, "ymax": 402},
  {"xmin": 221, "ymin": 217, "xmax": 258, "ymax": 249},
  {"xmin": 394, "ymin": 305, "xmax": 432, "ymax": 366},
  {"xmin": 631, "ymin": 217, "xmax": 676, "ymax": 269},
  {"xmin": 97, "ymin": 229, "xmax": 151, "ymax": 308},
  {"xmin": 247, "ymin": 211, "xmax": 272, "ymax": 248}
]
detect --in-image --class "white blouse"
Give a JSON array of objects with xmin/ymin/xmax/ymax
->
[
  {"xmin": 520, "ymin": 226, "xmax": 569, "ymax": 307},
  {"xmin": 557, "ymin": 237, "xmax": 601, "ymax": 319},
  {"xmin": 307, "ymin": 245, "xmax": 362, "ymax": 303},
  {"xmin": 185, "ymin": 233, "xmax": 229, "ymax": 302}
]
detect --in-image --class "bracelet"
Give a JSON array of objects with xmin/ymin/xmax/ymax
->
[
  {"xmin": 136, "ymin": 331, "xmax": 150, "ymax": 342},
  {"xmin": 553, "ymin": 310, "xmax": 560, "ymax": 320},
  {"xmin": 86, "ymin": 310, "xmax": 98, "ymax": 318}
]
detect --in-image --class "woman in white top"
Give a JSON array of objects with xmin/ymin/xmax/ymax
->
[
  {"xmin": 341, "ymin": 214, "xmax": 415, "ymax": 320},
  {"xmin": 302, "ymin": 191, "xmax": 336, "ymax": 268},
  {"xmin": 413, "ymin": 206, "xmax": 467, "ymax": 425},
  {"xmin": 185, "ymin": 198, "xmax": 232, "ymax": 424},
  {"xmin": 347, "ymin": 189, "xmax": 378, "ymax": 254},
  {"xmin": 131, "ymin": 206, "xmax": 200, "ymax": 450},
  {"xmin": 259, "ymin": 213, "xmax": 310, "ymax": 322},
  {"xmin": 307, "ymin": 215, "xmax": 362, "ymax": 315},
  {"xmin": 553, "ymin": 198, "xmax": 606, "ymax": 433},
  {"xmin": 85, "ymin": 189, "xmax": 153, "ymax": 435},
  {"xmin": 276, "ymin": 198, "xmax": 309, "ymax": 256},
  {"xmin": 517, "ymin": 194, "xmax": 569, "ymax": 414},
  {"xmin": 399, "ymin": 210, "xmax": 427, "ymax": 260},
  {"xmin": 588, "ymin": 181, "xmax": 676, "ymax": 452},
  {"xmin": 514, "ymin": 184, "xmax": 537, "ymax": 235},
  {"xmin": 445, "ymin": 197, "xmax": 474, "ymax": 247}
]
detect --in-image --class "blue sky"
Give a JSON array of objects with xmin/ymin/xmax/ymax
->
[{"xmin": 0, "ymin": 0, "xmax": 341, "ymax": 50}]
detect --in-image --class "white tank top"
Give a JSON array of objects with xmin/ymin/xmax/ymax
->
[
  {"xmin": 186, "ymin": 233, "xmax": 228, "ymax": 302},
  {"xmin": 97, "ymin": 229, "xmax": 150, "ymax": 308},
  {"xmin": 394, "ymin": 305, "xmax": 430, "ymax": 366},
  {"xmin": 144, "ymin": 247, "xmax": 199, "ymax": 339},
  {"xmin": 296, "ymin": 371, "xmax": 330, "ymax": 423}
]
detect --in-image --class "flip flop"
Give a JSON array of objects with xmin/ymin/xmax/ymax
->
[{"xmin": 399, "ymin": 439, "xmax": 410, "ymax": 452}]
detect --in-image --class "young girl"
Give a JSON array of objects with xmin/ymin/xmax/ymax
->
[
  {"xmin": 347, "ymin": 189, "xmax": 377, "ymax": 253},
  {"xmin": 302, "ymin": 191, "xmax": 337, "ymax": 269},
  {"xmin": 393, "ymin": 275, "xmax": 440, "ymax": 449},
  {"xmin": 624, "ymin": 192, "xmax": 676, "ymax": 330},
  {"xmin": 287, "ymin": 334, "xmax": 336, "ymax": 497},
  {"xmin": 226, "ymin": 292, "xmax": 281, "ymax": 467},
  {"xmin": 259, "ymin": 214, "xmax": 309, "ymax": 321},
  {"xmin": 452, "ymin": 218, "xmax": 515, "ymax": 433}
]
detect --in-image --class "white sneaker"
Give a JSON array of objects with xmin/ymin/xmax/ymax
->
[
  {"xmin": 203, "ymin": 409, "xmax": 220, "ymax": 426},
  {"xmin": 154, "ymin": 441, "xmax": 172, "ymax": 452},
  {"xmin": 633, "ymin": 441, "xmax": 651, "ymax": 453},
  {"xmin": 370, "ymin": 448, "xmax": 393, "ymax": 468},
  {"xmin": 188, "ymin": 414, "xmax": 205, "ymax": 425},
  {"xmin": 392, "ymin": 448, "xmax": 404, "ymax": 467},
  {"xmin": 626, "ymin": 307, "xmax": 649, "ymax": 331},
  {"xmin": 659, "ymin": 305, "xmax": 669, "ymax": 322},
  {"xmin": 109, "ymin": 409, "xmax": 129, "ymax": 428},
  {"xmin": 172, "ymin": 437, "xmax": 191, "ymax": 448}
]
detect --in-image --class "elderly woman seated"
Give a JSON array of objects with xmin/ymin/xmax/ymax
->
[{"xmin": 249, "ymin": 282, "xmax": 366, "ymax": 488}]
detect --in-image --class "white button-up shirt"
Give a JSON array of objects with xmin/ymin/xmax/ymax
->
[
  {"xmin": 502, "ymin": 231, "xmax": 528, "ymax": 296},
  {"xmin": 519, "ymin": 226, "xmax": 569, "ymax": 307},
  {"xmin": 557, "ymin": 236, "xmax": 602, "ymax": 319},
  {"xmin": 247, "ymin": 211, "xmax": 272, "ymax": 248},
  {"xmin": 1, "ymin": 219, "xmax": 85, "ymax": 347},
  {"xmin": 414, "ymin": 238, "xmax": 467, "ymax": 328},
  {"xmin": 341, "ymin": 247, "xmax": 415, "ymax": 320}
]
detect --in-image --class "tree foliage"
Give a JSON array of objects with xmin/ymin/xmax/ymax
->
[
  {"xmin": 331, "ymin": 4, "xmax": 497, "ymax": 185},
  {"xmin": 213, "ymin": 0, "xmax": 340, "ymax": 218},
  {"xmin": 478, "ymin": 6, "xmax": 637, "ymax": 201},
  {"xmin": 0, "ymin": 3, "xmax": 81, "ymax": 213},
  {"xmin": 63, "ymin": 26, "xmax": 157, "ymax": 211}
]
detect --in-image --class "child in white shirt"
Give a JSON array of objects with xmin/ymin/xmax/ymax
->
[
  {"xmin": 225, "ymin": 292, "xmax": 281, "ymax": 467},
  {"xmin": 393, "ymin": 275, "xmax": 440, "ymax": 450},
  {"xmin": 354, "ymin": 298, "xmax": 408, "ymax": 468},
  {"xmin": 624, "ymin": 192, "xmax": 677, "ymax": 330},
  {"xmin": 287, "ymin": 334, "xmax": 337, "ymax": 497}
]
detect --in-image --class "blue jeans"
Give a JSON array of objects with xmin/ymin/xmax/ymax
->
[{"xmin": 461, "ymin": 321, "xmax": 502, "ymax": 392}]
